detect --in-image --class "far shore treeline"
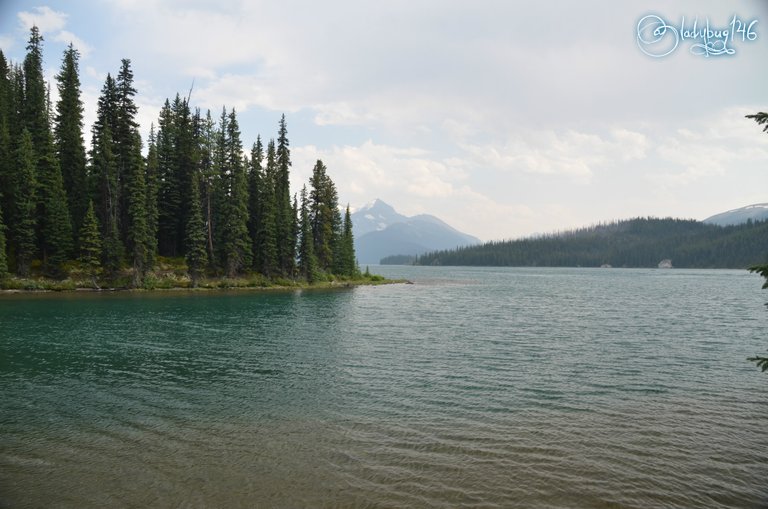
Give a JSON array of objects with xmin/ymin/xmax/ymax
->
[
  {"xmin": 413, "ymin": 217, "xmax": 768, "ymax": 269},
  {"xmin": 0, "ymin": 27, "xmax": 359, "ymax": 288}
]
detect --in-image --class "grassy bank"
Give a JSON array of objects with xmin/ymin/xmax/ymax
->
[{"xmin": 0, "ymin": 258, "xmax": 405, "ymax": 292}]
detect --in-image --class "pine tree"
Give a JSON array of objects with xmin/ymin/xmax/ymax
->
[
  {"xmin": 199, "ymin": 110, "xmax": 217, "ymax": 267},
  {"xmin": 185, "ymin": 172, "xmax": 208, "ymax": 287},
  {"xmin": 125, "ymin": 132, "xmax": 148, "ymax": 286},
  {"xmin": 22, "ymin": 26, "xmax": 48, "ymax": 155},
  {"xmin": 115, "ymin": 59, "xmax": 148, "ymax": 281},
  {"xmin": 0, "ymin": 51, "xmax": 12, "ymax": 233},
  {"xmin": 54, "ymin": 44, "xmax": 88, "ymax": 241},
  {"xmin": 275, "ymin": 114, "xmax": 295, "ymax": 276},
  {"xmin": 222, "ymin": 108, "xmax": 251, "ymax": 276},
  {"xmin": 337, "ymin": 204, "xmax": 357, "ymax": 277},
  {"xmin": 298, "ymin": 185, "xmax": 318, "ymax": 282},
  {"xmin": 14, "ymin": 129, "xmax": 37, "ymax": 277},
  {"xmin": 91, "ymin": 121, "xmax": 123, "ymax": 276},
  {"xmin": 248, "ymin": 136, "xmax": 264, "ymax": 271},
  {"xmin": 259, "ymin": 139, "xmax": 279, "ymax": 276},
  {"xmin": 144, "ymin": 125, "xmax": 159, "ymax": 268},
  {"xmin": 0, "ymin": 204, "xmax": 8, "ymax": 279},
  {"xmin": 156, "ymin": 99, "xmax": 180, "ymax": 256},
  {"xmin": 37, "ymin": 139, "xmax": 73, "ymax": 276},
  {"xmin": 309, "ymin": 159, "xmax": 340, "ymax": 272},
  {"xmin": 78, "ymin": 200, "xmax": 102, "ymax": 288}
]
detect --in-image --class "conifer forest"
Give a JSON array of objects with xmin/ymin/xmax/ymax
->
[{"xmin": 0, "ymin": 27, "xmax": 358, "ymax": 287}]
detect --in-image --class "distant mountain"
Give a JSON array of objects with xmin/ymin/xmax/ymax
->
[
  {"xmin": 704, "ymin": 203, "xmax": 768, "ymax": 226},
  {"xmin": 352, "ymin": 199, "xmax": 480, "ymax": 264}
]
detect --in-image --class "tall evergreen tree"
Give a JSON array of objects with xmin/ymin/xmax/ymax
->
[
  {"xmin": 78, "ymin": 200, "xmax": 101, "ymax": 288},
  {"xmin": 115, "ymin": 59, "xmax": 148, "ymax": 277},
  {"xmin": 90, "ymin": 121, "xmax": 123, "ymax": 276},
  {"xmin": 144, "ymin": 125, "xmax": 159, "ymax": 268},
  {"xmin": 125, "ymin": 132, "xmax": 148, "ymax": 286},
  {"xmin": 222, "ymin": 108, "xmax": 251, "ymax": 276},
  {"xmin": 297, "ymin": 185, "xmax": 317, "ymax": 282},
  {"xmin": 36, "ymin": 138, "xmax": 73, "ymax": 276},
  {"xmin": 335, "ymin": 204, "xmax": 357, "ymax": 277},
  {"xmin": 22, "ymin": 26, "xmax": 48, "ymax": 154},
  {"xmin": 90, "ymin": 74, "xmax": 123, "ymax": 275},
  {"xmin": 0, "ymin": 204, "xmax": 8, "ymax": 279},
  {"xmin": 54, "ymin": 44, "xmax": 88, "ymax": 240},
  {"xmin": 259, "ymin": 139, "xmax": 279, "ymax": 276},
  {"xmin": 14, "ymin": 129, "xmax": 37, "ymax": 277},
  {"xmin": 275, "ymin": 114, "xmax": 295, "ymax": 275},
  {"xmin": 309, "ymin": 159, "xmax": 340, "ymax": 272},
  {"xmin": 0, "ymin": 51, "xmax": 12, "ymax": 232},
  {"xmin": 248, "ymin": 136, "xmax": 264, "ymax": 271},
  {"xmin": 156, "ymin": 99, "xmax": 180, "ymax": 256},
  {"xmin": 198, "ymin": 109, "xmax": 217, "ymax": 266},
  {"xmin": 185, "ymin": 172, "xmax": 208, "ymax": 287}
]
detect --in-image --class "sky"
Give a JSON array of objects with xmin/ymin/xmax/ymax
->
[{"xmin": 1, "ymin": 1, "xmax": 767, "ymax": 241}]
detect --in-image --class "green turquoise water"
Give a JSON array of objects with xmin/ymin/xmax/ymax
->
[{"xmin": 1, "ymin": 267, "xmax": 767, "ymax": 508}]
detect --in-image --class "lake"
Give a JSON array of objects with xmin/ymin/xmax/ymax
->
[{"xmin": 1, "ymin": 266, "xmax": 767, "ymax": 508}]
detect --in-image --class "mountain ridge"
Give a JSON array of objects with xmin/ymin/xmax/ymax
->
[{"xmin": 352, "ymin": 200, "xmax": 480, "ymax": 264}]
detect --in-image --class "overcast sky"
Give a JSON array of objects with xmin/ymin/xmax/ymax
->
[{"xmin": 1, "ymin": 1, "xmax": 767, "ymax": 241}]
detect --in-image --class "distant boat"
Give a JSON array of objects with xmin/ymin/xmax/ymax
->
[{"xmin": 658, "ymin": 259, "xmax": 673, "ymax": 269}]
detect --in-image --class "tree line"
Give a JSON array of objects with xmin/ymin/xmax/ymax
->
[
  {"xmin": 0, "ymin": 27, "xmax": 358, "ymax": 286},
  {"xmin": 414, "ymin": 217, "xmax": 768, "ymax": 269}
]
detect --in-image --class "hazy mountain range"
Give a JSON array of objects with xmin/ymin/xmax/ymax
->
[
  {"xmin": 351, "ymin": 200, "xmax": 480, "ymax": 264},
  {"xmin": 703, "ymin": 203, "xmax": 768, "ymax": 226}
]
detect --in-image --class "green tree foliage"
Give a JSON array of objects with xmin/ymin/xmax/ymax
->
[
  {"xmin": 0, "ymin": 204, "xmax": 8, "ymax": 278},
  {"xmin": 297, "ymin": 185, "xmax": 318, "ymax": 282},
  {"xmin": 309, "ymin": 159, "xmax": 340, "ymax": 272},
  {"xmin": 78, "ymin": 200, "xmax": 102, "ymax": 287},
  {"xmin": 0, "ymin": 51, "xmax": 12, "ymax": 235},
  {"xmin": 125, "ymin": 132, "xmax": 148, "ymax": 286},
  {"xmin": 13, "ymin": 129, "xmax": 37, "ymax": 277},
  {"xmin": 22, "ymin": 26, "xmax": 48, "ymax": 154},
  {"xmin": 336, "ymin": 204, "xmax": 357, "ymax": 277},
  {"xmin": 144, "ymin": 125, "xmax": 160, "ymax": 268},
  {"xmin": 115, "ymin": 59, "xmax": 149, "ymax": 282},
  {"xmin": 258, "ymin": 139, "xmax": 279, "ymax": 276},
  {"xmin": 745, "ymin": 112, "xmax": 768, "ymax": 132},
  {"xmin": 36, "ymin": 139, "xmax": 73, "ymax": 276},
  {"xmin": 222, "ymin": 108, "xmax": 252, "ymax": 276},
  {"xmin": 54, "ymin": 44, "xmax": 88, "ymax": 240},
  {"xmin": 197, "ymin": 110, "xmax": 217, "ymax": 267},
  {"xmin": 90, "ymin": 117, "xmax": 123, "ymax": 276},
  {"xmin": 185, "ymin": 172, "xmax": 208, "ymax": 286},
  {"xmin": 275, "ymin": 114, "xmax": 296, "ymax": 276},
  {"xmin": 0, "ymin": 29, "xmax": 357, "ymax": 283},
  {"xmin": 248, "ymin": 136, "xmax": 264, "ymax": 271},
  {"xmin": 416, "ymin": 218, "xmax": 768, "ymax": 269}
]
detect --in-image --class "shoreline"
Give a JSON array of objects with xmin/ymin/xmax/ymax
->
[{"xmin": 0, "ymin": 277, "xmax": 410, "ymax": 295}]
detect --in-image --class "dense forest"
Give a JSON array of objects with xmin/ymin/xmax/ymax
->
[
  {"xmin": 414, "ymin": 217, "xmax": 768, "ymax": 269},
  {"xmin": 0, "ymin": 27, "xmax": 359, "ymax": 288}
]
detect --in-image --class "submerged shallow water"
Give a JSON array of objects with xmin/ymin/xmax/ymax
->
[{"xmin": 1, "ymin": 267, "xmax": 767, "ymax": 508}]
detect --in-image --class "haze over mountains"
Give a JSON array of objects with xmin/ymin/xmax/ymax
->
[
  {"xmin": 352, "ymin": 200, "xmax": 480, "ymax": 264},
  {"xmin": 703, "ymin": 203, "xmax": 768, "ymax": 227}
]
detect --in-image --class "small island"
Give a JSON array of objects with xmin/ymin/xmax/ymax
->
[{"xmin": 0, "ymin": 28, "xmax": 397, "ymax": 292}]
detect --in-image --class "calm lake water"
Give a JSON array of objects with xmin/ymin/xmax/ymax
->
[{"xmin": 1, "ymin": 266, "xmax": 767, "ymax": 508}]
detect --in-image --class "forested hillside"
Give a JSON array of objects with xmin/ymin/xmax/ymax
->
[
  {"xmin": 416, "ymin": 218, "xmax": 768, "ymax": 269},
  {"xmin": 0, "ymin": 27, "xmax": 357, "ymax": 287}
]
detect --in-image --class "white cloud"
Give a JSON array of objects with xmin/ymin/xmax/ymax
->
[
  {"xmin": 655, "ymin": 106, "xmax": 768, "ymax": 185},
  {"xmin": 0, "ymin": 34, "xmax": 13, "ymax": 51},
  {"xmin": 53, "ymin": 30, "xmax": 92, "ymax": 58},
  {"xmin": 18, "ymin": 6, "xmax": 67, "ymax": 34},
  {"xmin": 459, "ymin": 128, "xmax": 649, "ymax": 180}
]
